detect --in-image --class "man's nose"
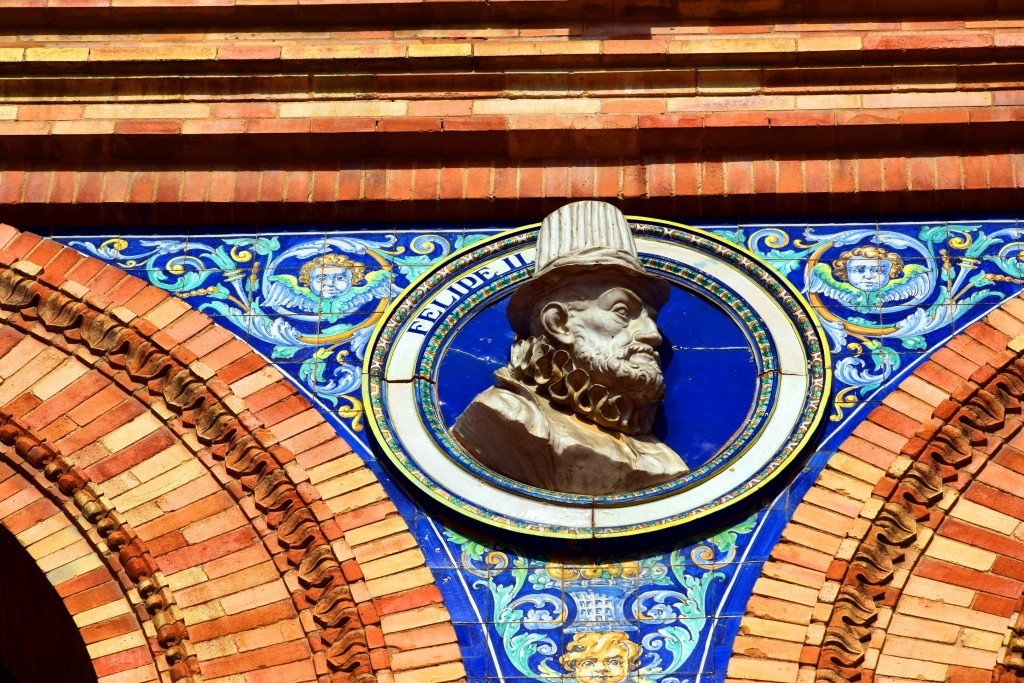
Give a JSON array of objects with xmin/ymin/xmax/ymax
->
[{"xmin": 632, "ymin": 311, "xmax": 662, "ymax": 346}]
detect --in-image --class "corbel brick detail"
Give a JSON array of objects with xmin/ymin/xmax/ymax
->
[
  {"xmin": 728, "ymin": 299, "xmax": 1024, "ymax": 683},
  {"xmin": 0, "ymin": 224, "xmax": 464, "ymax": 683},
  {"xmin": 0, "ymin": 448, "xmax": 161, "ymax": 682}
]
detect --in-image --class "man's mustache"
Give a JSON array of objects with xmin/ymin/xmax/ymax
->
[{"xmin": 622, "ymin": 343, "xmax": 660, "ymax": 363}]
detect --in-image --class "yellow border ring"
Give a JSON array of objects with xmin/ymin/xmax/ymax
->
[{"xmin": 363, "ymin": 218, "xmax": 832, "ymax": 539}]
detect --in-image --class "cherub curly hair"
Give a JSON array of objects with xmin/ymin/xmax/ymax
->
[
  {"xmin": 299, "ymin": 254, "xmax": 366, "ymax": 287},
  {"xmin": 831, "ymin": 245, "xmax": 904, "ymax": 282},
  {"xmin": 560, "ymin": 631, "xmax": 641, "ymax": 678}
]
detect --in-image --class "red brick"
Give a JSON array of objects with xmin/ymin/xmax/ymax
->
[
  {"xmin": 182, "ymin": 170, "xmax": 209, "ymax": 202},
  {"xmin": 259, "ymin": 170, "xmax": 286, "ymax": 202},
  {"xmin": 75, "ymin": 171, "xmax": 103, "ymax": 203},
  {"xmin": 332, "ymin": 166, "xmax": 358, "ymax": 201},
  {"xmin": 908, "ymin": 156, "xmax": 935, "ymax": 191},
  {"xmin": 0, "ymin": 171, "xmax": 26, "ymax": 204},
  {"xmin": 65, "ymin": 256, "xmax": 106, "ymax": 286},
  {"xmin": 940, "ymin": 517, "xmax": 1024, "ymax": 561},
  {"xmin": 247, "ymin": 119, "xmax": 308, "ymax": 135},
  {"xmin": 157, "ymin": 526, "xmax": 260, "ymax": 575},
  {"xmin": 115, "ymin": 120, "xmax": 181, "ymax": 135},
  {"xmin": 100, "ymin": 171, "xmax": 130, "ymax": 203},
  {"xmin": 79, "ymin": 613, "xmax": 142, "ymax": 646},
  {"xmin": 962, "ymin": 155, "xmax": 988, "ymax": 190},
  {"xmin": 948, "ymin": 666, "xmax": 994, "ymax": 683},
  {"xmin": 726, "ymin": 159, "xmax": 752, "ymax": 195},
  {"xmin": 313, "ymin": 169, "xmax": 337, "ymax": 202},
  {"xmin": 92, "ymin": 645, "xmax": 153, "ymax": 678},
  {"xmin": 778, "ymin": 158, "xmax": 803, "ymax": 194},
  {"xmin": 623, "ymin": 164, "xmax": 645, "ymax": 197},
  {"xmin": 916, "ymin": 556, "xmax": 1023, "ymax": 598},
  {"xmin": 3, "ymin": 498, "xmax": 57, "ymax": 536},
  {"xmin": 881, "ymin": 156, "xmax": 908, "ymax": 192},
  {"xmin": 805, "ymin": 158, "xmax": 829, "ymax": 193},
  {"xmin": 376, "ymin": 584, "xmax": 445, "ymax": 616},
  {"xmin": 989, "ymin": 154, "xmax": 1014, "ymax": 189},
  {"xmin": 187, "ymin": 600, "xmax": 298, "ymax": 643},
  {"xmin": 413, "ymin": 163, "xmax": 440, "ymax": 201},
  {"xmin": 58, "ymin": 400, "xmax": 145, "ymax": 453},
  {"xmin": 63, "ymin": 581, "xmax": 124, "ymax": 616},
  {"xmin": 85, "ymin": 428, "xmax": 177, "ymax": 483},
  {"xmin": 235, "ymin": 170, "xmax": 260, "ymax": 203},
  {"xmin": 22, "ymin": 171, "xmax": 52, "ymax": 203},
  {"xmin": 362, "ymin": 167, "xmax": 386, "ymax": 201},
  {"xmin": 543, "ymin": 164, "xmax": 567, "ymax": 198},
  {"xmin": 935, "ymin": 155, "xmax": 962, "ymax": 191},
  {"xmin": 200, "ymin": 641, "xmax": 311, "ymax": 679},
  {"xmin": 569, "ymin": 165, "xmax": 596, "ymax": 198},
  {"xmin": 965, "ymin": 482, "xmax": 1024, "ymax": 522},
  {"xmin": 218, "ymin": 45, "xmax": 282, "ymax": 61},
  {"xmin": 864, "ymin": 34, "xmax": 992, "ymax": 52},
  {"xmin": 208, "ymin": 170, "xmax": 235, "ymax": 202},
  {"xmin": 48, "ymin": 171, "xmax": 76, "ymax": 204},
  {"xmin": 700, "ymin": 159, "xmax": 724, "ymax": 196},
  {"xmin": 973, "ymin": 592, "xmax": 1016, "ymax": 616},
  {"xmin": 106, "ymin": 275, "xmax": 146, "ymax": 306},
  {"xmin": 751, "ymin": 158, "xmax": 776, "ymax": 194}
]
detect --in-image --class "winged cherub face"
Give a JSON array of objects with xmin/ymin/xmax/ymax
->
[
  {"xmin": 845, "ymin": 257, "xmax": 893, "ymax": 292},
  {"xmin": 309, "ymin": 265, "xmax": 353, "ymax": 298},
  {"xmin": 560, "ymin": 632, "xmax": 639, "ymax": 683}
]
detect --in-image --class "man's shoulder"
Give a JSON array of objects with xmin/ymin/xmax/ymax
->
[{"xmin": 456, "ymin": 383, "xmax": 548, "ymax": 437}]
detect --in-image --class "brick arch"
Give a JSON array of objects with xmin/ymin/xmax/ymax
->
[
  {"xmin": 0, "ymin": 438, "xmax": 159, "ymax": 681},
  {"xmin": 0, "ymin": 225, "xmax": 463, "ymax": 683},
  {"xmin": 728, "ymin": 300, "xmax": 1024, "ymax": 683}
]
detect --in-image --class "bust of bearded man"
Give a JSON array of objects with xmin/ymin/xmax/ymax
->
[{"xmin": 452, "ymin": 201, "xmax": 689, "ymax": 496}]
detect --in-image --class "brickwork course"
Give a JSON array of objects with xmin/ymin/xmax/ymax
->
[
  {"xmin": 0, "ymin": 1, "xmax": 1024, "ymax": 682},
  {"xmin": 0, "ymin": 3, "xmax": 1021, "ymax": 227},
  {"xmin": 0, "ymin": 226, "xmax": 462, "ymax": 683}
]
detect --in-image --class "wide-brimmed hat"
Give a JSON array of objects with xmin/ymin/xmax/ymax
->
[{"xmin": 507, "ymin": 201, "xmax": 671, "ymax": 337}]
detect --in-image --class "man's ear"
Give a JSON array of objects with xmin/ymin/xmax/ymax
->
[{"xmin": 539, "ymin": 302, "xmax": 573, "ymax": 345}]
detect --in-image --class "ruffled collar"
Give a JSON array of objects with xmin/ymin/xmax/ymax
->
[{"xmin": 499, "ymin": 337, "xmax": 658, "ymax": 436}]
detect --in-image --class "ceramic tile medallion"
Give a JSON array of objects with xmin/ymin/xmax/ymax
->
[
  {"xmin": 364, "ymin": 205, "xmax": 831, "ymax": 538},
  {"xmin": 51, "ymin": 215, "xmax": 1024, "ymax": 683}
]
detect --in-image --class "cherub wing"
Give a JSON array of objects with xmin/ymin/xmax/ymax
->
[
  {"xmin": 808, "ymin": 263, "xmax": 862, "ymax": 304},
  {"xmin": 339, "ymin": 268, "xmax": 399, "ymax": 311},
  {"xmin": 879, "ymin": 263, "xmax": 931, "ymax": 303},
  {"xmin": 263, "ymin": 274, "xmax": 318, "ymax": 312}
]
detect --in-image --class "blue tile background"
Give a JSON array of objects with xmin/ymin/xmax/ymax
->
[{"xmin": 44, "ymin": 213, "xmax": 1024, "ymax": 683}]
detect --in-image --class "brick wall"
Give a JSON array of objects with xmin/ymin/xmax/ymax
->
[
  {"xmin": 2, "ymin": 3, "xmax": 1024, "ymax": 682},
  {"xmin": 0, "ymin": 226, "xmax": 463, "ymax": 683},
  {"xmin": 730, "ymin": 305, "xmax": 1024, "ymax": 683},
  {"xmin": 0, "ymin": 5, "xmax": 1021, "ymax": 226}
]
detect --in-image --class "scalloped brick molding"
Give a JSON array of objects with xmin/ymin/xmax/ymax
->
[
  {"xmin": 729, "ymin": 299, "xmax": 1024, "ymax": 683},
  {"xmin": 0, "ymin": 225, "xmax": 464, "ymax": 683},
  {"xmin": 0, "ymin": 439, "xmax": 162, "ymax": 681}
]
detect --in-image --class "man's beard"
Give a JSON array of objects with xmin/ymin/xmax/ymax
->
[
  {"xmin": 570, "ymin": 334, "xmax": 666, "ymax": 406},
  {"xmin": 504, "ymin": 336, "xmax": 664, "ymax": 435}
]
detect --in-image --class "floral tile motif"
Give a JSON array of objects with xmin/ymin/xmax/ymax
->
[{"xmin": 51, "ymin": 215, "xmax": 1024, "ymax": 683}]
